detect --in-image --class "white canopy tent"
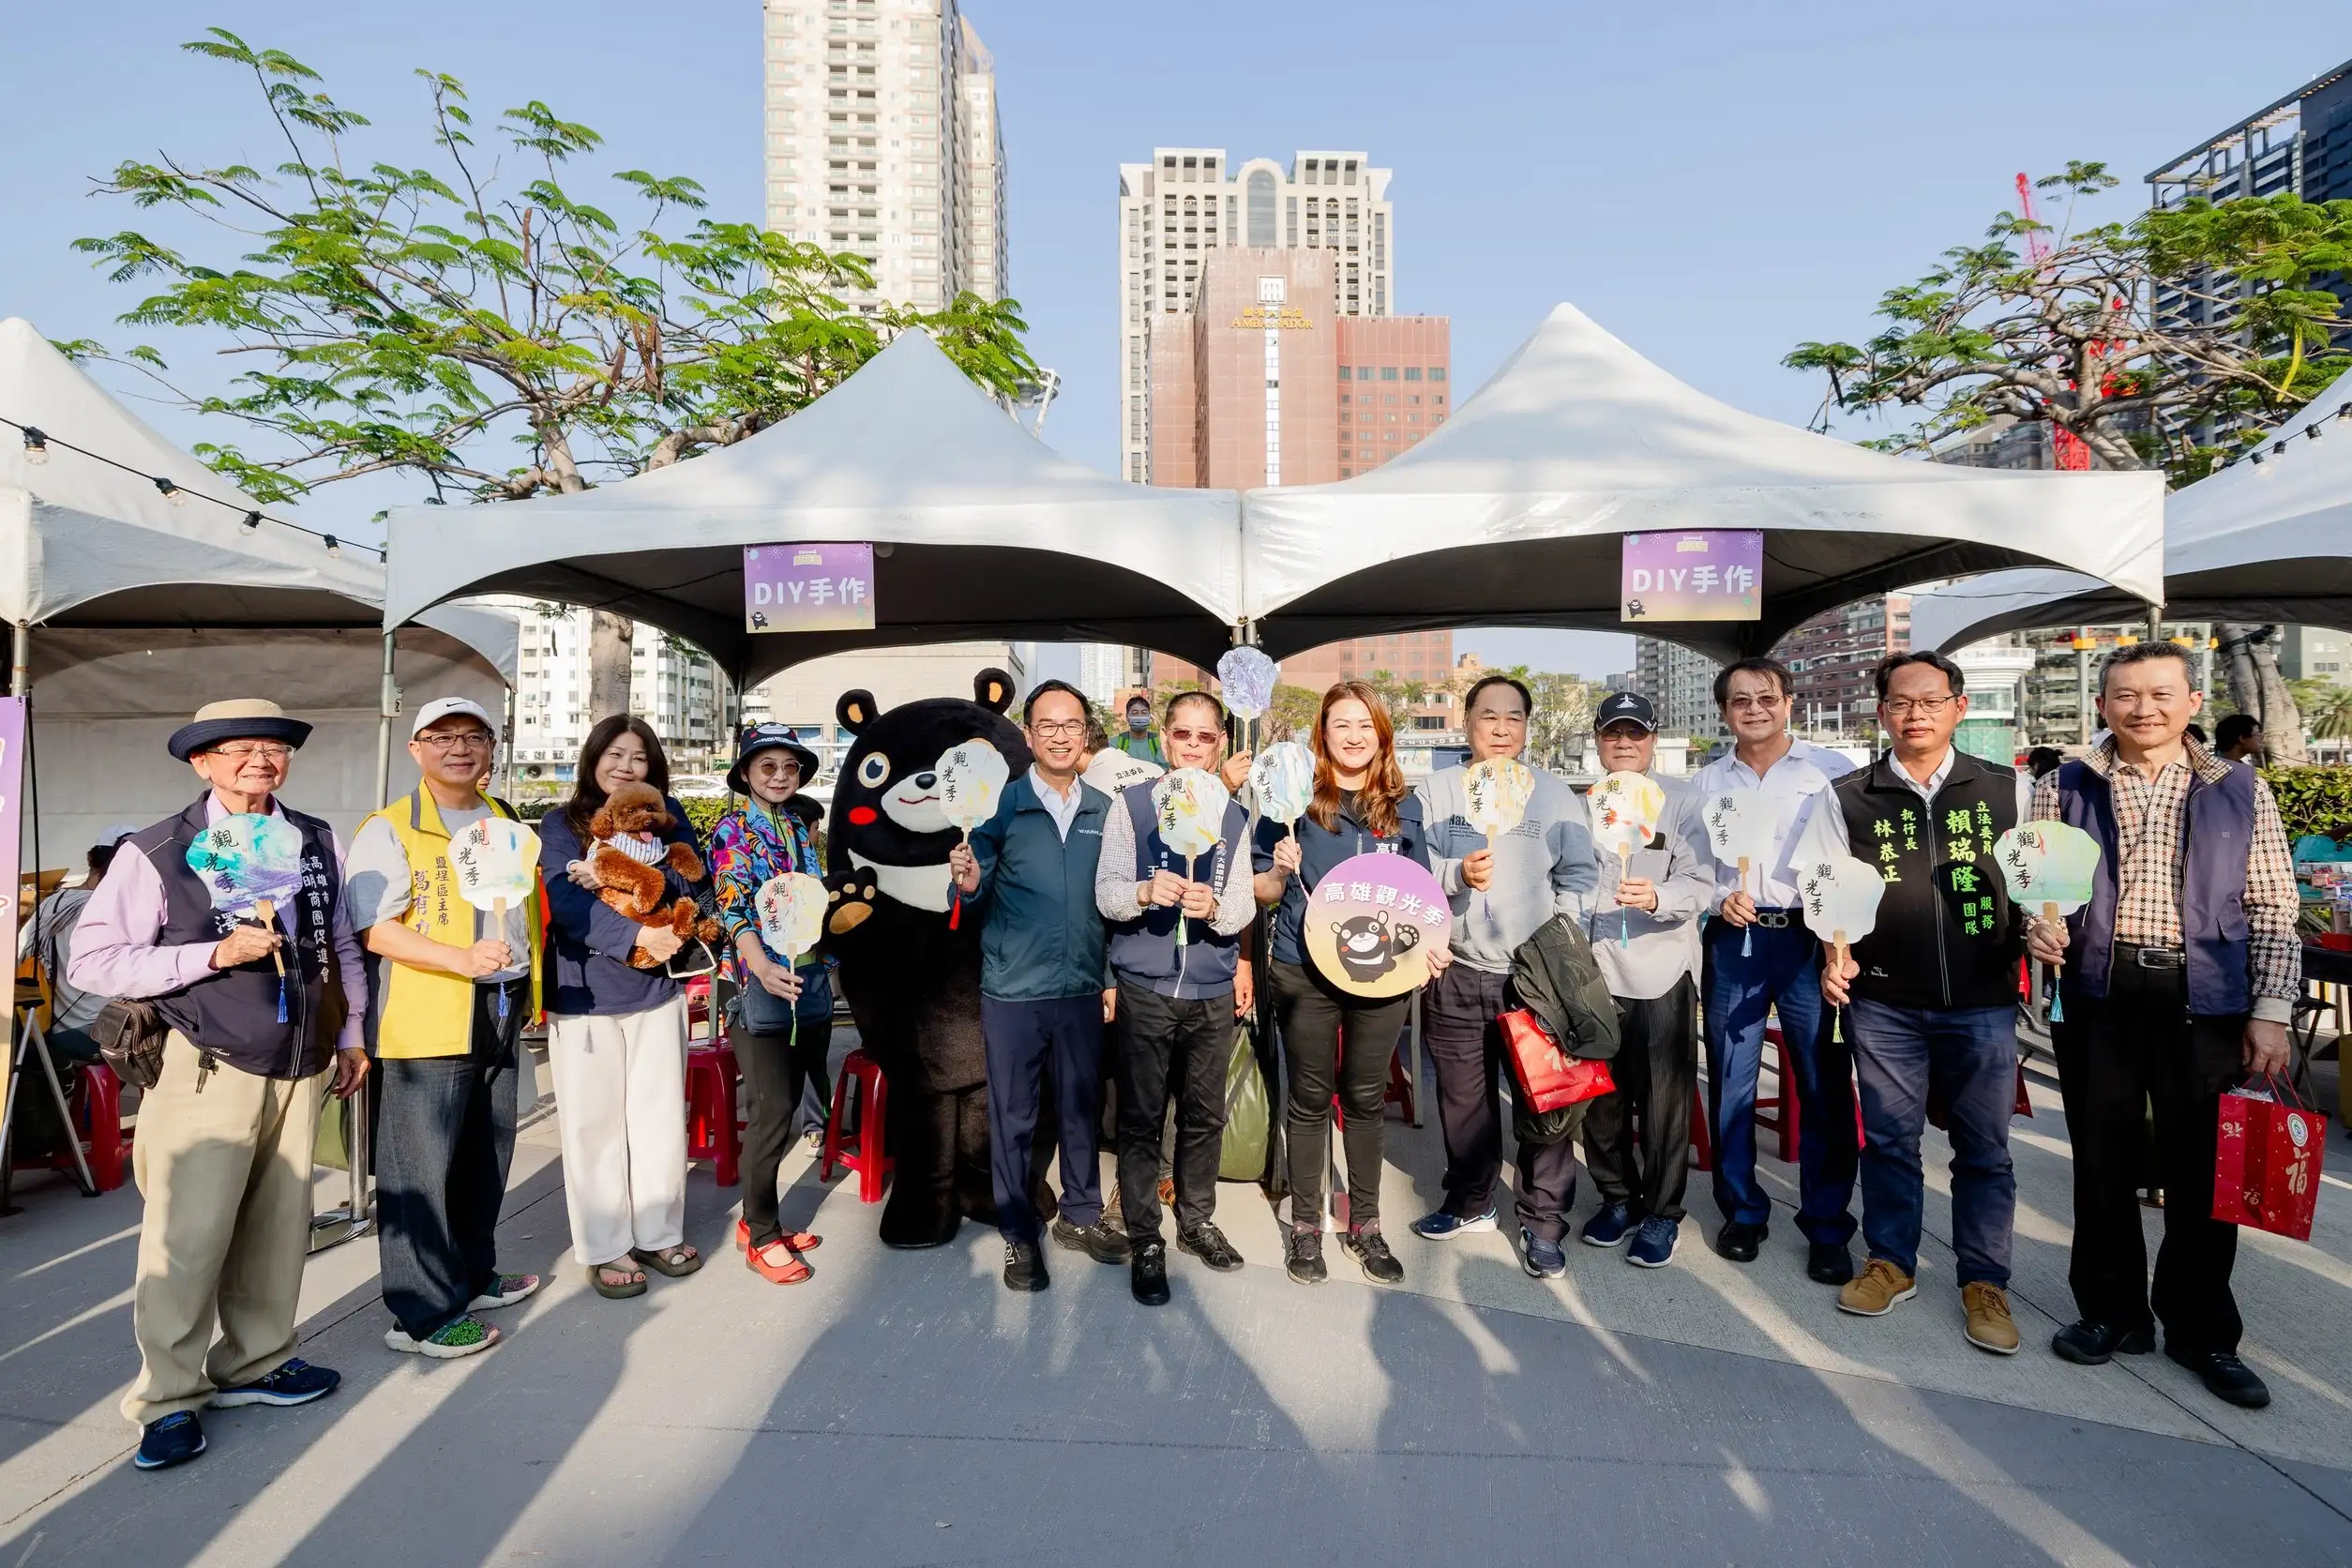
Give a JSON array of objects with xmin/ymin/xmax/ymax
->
[
  {"xmin": 0, "ymin": 318, "xmax": 514, "ymax": 858},
  {"xmin": 381, "ymin": 329, "xmax": 1244, "ymax": 685},
  {"xmin": 1912, "ymin": 370, "xmax": 2352, "ymax": 654},
  {"xmin": 1242, "ymin": 305, "xmax": 2168, "ymax": 662}
]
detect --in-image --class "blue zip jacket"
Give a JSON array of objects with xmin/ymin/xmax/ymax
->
[
  {"xmin": 967, "ymin": 772, "xmax": 1112, "ymax": 1002},
  {"xmin": 1253, "ymin": 790, "xmax": 1431, "ymax": 967},
  {"xmin": 538, "ymin": 799, "xmax": 704, "ymax": 1018}
]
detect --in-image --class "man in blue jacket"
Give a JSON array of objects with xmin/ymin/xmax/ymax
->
[{"xmin": 950, "ymin": 680, "xmax": 1126, "ymax": 1292}]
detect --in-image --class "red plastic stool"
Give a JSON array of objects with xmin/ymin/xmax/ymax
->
[
  {"xmin": 1690, "ymin": 1082, "xmax": 1713, "ymax": 1172},
  {"xmin": 821, "ymin": 1048, "xmax": 892, "ymax": 1203},
  {"xmin": 76, "ymin": 1063, "xmax": 131, "ymax": 1193},
  {"xmin": 685, "ymin": 1043, "xmax": 744, "ymax": 1188},
  {"xmin": 1383, "ymin": 1048, "xmax": 1415, "ymax": 1122}
]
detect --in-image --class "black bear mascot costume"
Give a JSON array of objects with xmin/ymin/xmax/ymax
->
[{"xmin": 823, "ymin": 669, "xmax": 1032, "ymax": 1248}]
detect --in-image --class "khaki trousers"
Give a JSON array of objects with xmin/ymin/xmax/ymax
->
[{"xmin": 124, "ymin": 1032, "xmax": 324, "ymax": 1427}]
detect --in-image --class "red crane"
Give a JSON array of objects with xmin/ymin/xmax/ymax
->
[{"xmin": 2016, "ymin": 173, "xmax": 2094, "ymax": 471}]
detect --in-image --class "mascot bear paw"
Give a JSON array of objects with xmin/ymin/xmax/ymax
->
[{"xmin": 588, "ymin": 782, "xmax": 720, "ymax": 968}]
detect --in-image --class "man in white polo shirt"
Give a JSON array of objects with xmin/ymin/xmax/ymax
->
[{"xmin": 1689, "ymin": 656, "xmax": 1860, "ymax": 1283}]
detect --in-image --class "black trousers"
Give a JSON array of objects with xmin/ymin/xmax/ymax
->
[
  {"xmin": 730, "ymin": 1004, "xmax": 834, "ymax": 1250},
  {"xmin": 1581, "ymin": 978, "xmax": 1697, "ymax": 1223},
  {"xmin": 1272, "ymin": 959, "xmax": 1406, "ymax": 1229},
  {"xmin": 378, "ymin": 980, "xmax": 523, "ymax": 1338},
  {"xmin": 1114, "ymin": 979, "xmax": 1230, "ymax": 1240},
  {"xmin": 2051, "ymin": 960, "xmax": 2246, "ymax": 1354},
  {"xmin": 1425, "ymin": 963, "xmax": 1509, "ymax": 1219},
  {"xmin": 1515, "ymin": 1106, "xmax": 1592, "ymax": 1244}
]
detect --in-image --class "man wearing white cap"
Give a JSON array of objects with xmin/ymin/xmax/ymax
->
[
  {"xmin": 343, "ymin": 696, "xmax": 543, "ymax": 1361},
  {"xmin": 71, "ymin": 699, "xmax": 370, "ymax": 1472}
]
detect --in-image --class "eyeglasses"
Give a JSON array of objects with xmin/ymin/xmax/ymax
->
[
  {"xmin": 1881, "ymin": 696, "xmax": 1960, "ymax": 717},
  {"xmin": 1166, "ymin": 727, "xmax": 1222, "ymax": 746},
  {"xmin": 205, "ymin": 744, "xmax": 294, "ymax": 762},
  {"xmin": 416, "ymin": 731, "xmax": 493, "ymax": 752},
  {"xmin": 1029, "ymin": 719, "xmax": 1086, "ymax": 737},
  {"xmin": 1725, "ymin": 694, "xmax": 1786, "ymax": 712}
]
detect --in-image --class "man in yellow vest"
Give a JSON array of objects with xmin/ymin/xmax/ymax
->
[{"xmin": 345, "ymin": 697, "xmax": 544, "ymax": 1358}]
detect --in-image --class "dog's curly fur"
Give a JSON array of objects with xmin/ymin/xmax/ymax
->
[{"xmin": 588, "ymin": 782, "xmax": 719, "ymax": 967}]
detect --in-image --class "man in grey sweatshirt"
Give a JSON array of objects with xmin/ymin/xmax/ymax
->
[{"xmin": 1411, "ymin": 674, "xmax": 1599, "ymax": 1271}]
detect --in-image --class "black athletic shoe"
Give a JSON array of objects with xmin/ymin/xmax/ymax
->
[
  {"xmin": 1003, "ymin": 1240, "xmax": 1050, "ymax": 1292},
  {"xmin": 134, "ymin": 1411, "xmax": 206, "ymax": 1471},
  {"xmin": 1130, "ymin": 1240, "xmax": 1171, "ymax": 1305},
  {"xmin": 2167, "ymin": 1346, "xmax": 2271, "ymax": 1409},
  {"xmin": 1807, "ymin": 1242, "xmax": 1856, "ymax": 1286},
  {"xmin": 1714, "ymin": 1220, "xmax": 1767, "ymax": 1263},
  {"xmin": 1344, "ymin": 1225, "xmax": 1405, "ymax": 1285},
  {"xmin": 2050, "ymin": 1319, "xmax": 2156, "ymax": 1365},
  {"xmin": 1050, "ymin": 1216, "xmax": 1132, "ymax": 1264},
  {"xmin": 1286, "ymin": 1226, "xmax": 1327, "ymax": 1285},
  {"xmin": 1178, "ymin": 1222, "xmax": 1244, "ymax": 1273}
]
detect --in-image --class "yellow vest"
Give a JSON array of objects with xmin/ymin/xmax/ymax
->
[{"xmin": 365, "ymin": 788, "xmax": 544, "ymax": 1060}]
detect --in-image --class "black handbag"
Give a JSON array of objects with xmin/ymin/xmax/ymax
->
[{"xmin": 90, "ymin": 997, "xmax": 169, "ymax": 1090}]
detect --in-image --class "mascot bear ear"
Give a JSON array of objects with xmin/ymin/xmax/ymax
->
[
  {"xmin": 973, "ymin": 668, "xmax": 1015, "ymax": 715},
  {"xmin": 837, "ymin": 689, "xmax": 878, "ymax": 735}
]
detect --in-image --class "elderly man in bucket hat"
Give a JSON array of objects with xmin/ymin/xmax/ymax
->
[{"xmin": 70, "ymin": 699, "xmax": 370, "ymax": 1472}]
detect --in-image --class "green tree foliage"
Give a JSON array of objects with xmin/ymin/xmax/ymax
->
[{"xmin": 2261, "ymin": 766, "xmax": 2352, "ymax": 844}]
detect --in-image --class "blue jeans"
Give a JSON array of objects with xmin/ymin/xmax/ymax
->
[
  {"xmin": 982, "ymin": 994, "xmax": 1105, "ymax": 1242},
  {"xmin": 1701, "ymin": 920, "xmax": 1856, "ymax": 1243},
  {"xmin": 1846, "ymin": 1000, "xmax": 2017, "ymax": 1287}
]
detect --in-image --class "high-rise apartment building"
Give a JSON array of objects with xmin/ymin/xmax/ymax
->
[
  {"xmin": 740, "ymin": 641, "xmax": 1025, "ymax": 773},
  {"xmin": 1779, "ymin": 594, "xmax": 1911, "ymax": 735},
  {"xmin": 1117, "ymin": 148, "xmax": 1396, "ymax": 486},
  {"xmin": 508, "ymin": 606, "xmax": 730, "ymax": 779},
  {"xmin": 761, "ymin": 0, "xmax": 1006, "ymax": 311},
  {"xmin": 1633, "ymin": 639, "xmax": 1724, "ymax": 744}
]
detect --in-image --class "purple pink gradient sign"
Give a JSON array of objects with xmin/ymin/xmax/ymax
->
[
  {"xmin": 1621, "ymin": 530, "xmax": 1762, "ymax": 623},
  {"xmin": 745, "ymin": 543, "xmax": 877, "ymax": 634}
]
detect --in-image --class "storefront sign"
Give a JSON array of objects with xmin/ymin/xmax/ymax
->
[
  {"xmin": 1230, "ymin": 306, "xmax": 1314, "ymax": 330},
  {"xmin": 745, "ymin": 543, "xmax": 877, "ymax": 634},
  {"xmin": 1621, "ymin": 530, "xmax": 1762, "ymax": 622}
]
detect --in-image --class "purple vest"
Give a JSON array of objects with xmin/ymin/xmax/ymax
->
[{"xmin": 2054, "ymin": 759, "xmax": 2255, "ymax": 1017}]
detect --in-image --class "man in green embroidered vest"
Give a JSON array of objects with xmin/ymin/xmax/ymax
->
[{"xmin": 344, "ymin": 697, "xmax": 544, "ymax": 1359}]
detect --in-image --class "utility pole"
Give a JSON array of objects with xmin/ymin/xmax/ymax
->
[{"xmin": 2073, "ymin": 630, "xmax": 2095, "ymax": 746}]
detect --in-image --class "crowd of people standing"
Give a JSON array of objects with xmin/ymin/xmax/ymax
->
[{"xmin": 63, "ymin": 629, "xmax": 2300, "ymax": 1471}]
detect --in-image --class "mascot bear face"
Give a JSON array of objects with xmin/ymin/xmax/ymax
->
[
  {"xmin": 1330, "ymin": 909, "xmax": 1420, "ymax": 983},
  {"xmin": 826, "ymin": 668, "xmax": 1032, "ymax": 915}
]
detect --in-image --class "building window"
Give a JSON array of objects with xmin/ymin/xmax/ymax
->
[
  {"xmin": 1245, "ymin": 170, "xmax": 1276, "ymax": 247},
  {"xmin": 1336, "ymin": 366, "xmax": 1350, "ymax": 382},
  {"xmin": 1380, "ymin": 367, "xmax": 1399, "ymax": 381},
  {"xmin": 1430, "ymin": 368, "xmax": 1446, "ymax": 382},
  {"xmin": 1403, "ymin": 367, "xmax": 1421, "ymax": 381}
]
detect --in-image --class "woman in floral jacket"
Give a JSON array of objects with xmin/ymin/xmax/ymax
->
[{"xmin": 711, "ymin": 725, "xmax": 836, "ymax": 1284}]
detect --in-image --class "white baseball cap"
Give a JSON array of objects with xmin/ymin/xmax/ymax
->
[{"xmin": 411, "ymin": 696, "xmax": 497, "ymax": 738}]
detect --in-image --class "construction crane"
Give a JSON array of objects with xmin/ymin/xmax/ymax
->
[{"xmin": 2015, "ymin": 173, "xmax": 2094, "ymax": 471}]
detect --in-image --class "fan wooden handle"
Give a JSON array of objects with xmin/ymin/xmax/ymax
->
[{"xmin": 255, "ymin": 897, "xmax": 286, "ymax": 977}]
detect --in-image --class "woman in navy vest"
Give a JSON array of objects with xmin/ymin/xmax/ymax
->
[{"xmin": 1254, "ymin": 681, "xmax": 1445, "ymax": 1288}]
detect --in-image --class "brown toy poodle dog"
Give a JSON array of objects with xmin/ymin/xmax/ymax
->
[{"xmin": 586, "ymin": 782, "xmax": 720, "ymax": 968}]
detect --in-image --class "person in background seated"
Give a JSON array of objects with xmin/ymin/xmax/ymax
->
[{"xmin": 23, "ymin": 824, "xmax": 138, "ymax": 1061}]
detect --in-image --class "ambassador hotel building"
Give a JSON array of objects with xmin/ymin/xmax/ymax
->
[{"xmin": 1123, "ymin": 149, "xmax": 1455, "ymax": 695}]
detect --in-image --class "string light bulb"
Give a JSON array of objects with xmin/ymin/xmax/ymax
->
[
  {"xmin": 21, "ymin": 427, "xmax": 49, "ymax": 465},
  {"xmin": 240, "ymin": 510, "xmax": 263, "ymax": 532},
  {"xmin": 324, "ymin": 534, "xmax": 340, "ymax": 558},
  {"xmin": 156, "ymin": 476, "xmax": 188, "ymax": 505}
]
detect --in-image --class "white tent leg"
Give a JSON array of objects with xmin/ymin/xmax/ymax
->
[
  {"xmin": 10, "ymin": 621, "xmax": 26, "ymax": 697},
  {"xmin": 374, "ymin": 630, "xmax": 398, "ymax": 808}
]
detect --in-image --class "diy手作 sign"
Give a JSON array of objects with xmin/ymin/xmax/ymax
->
[
  {"xmin": 745, "ymin": 543, "xmax": 876, "ymax": 634},
  {"xmin": 1621, "ymin": 530, "xmax": 1762, "ymax": 623}
]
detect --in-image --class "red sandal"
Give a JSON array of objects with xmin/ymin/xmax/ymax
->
[
  {"xmin": 746, "ymin": 1239, "xmax": 812, "ymax": 1285},
  {"xmin": 735, "ymin": 1217, "xmax": 822, "ymax": 1253}
]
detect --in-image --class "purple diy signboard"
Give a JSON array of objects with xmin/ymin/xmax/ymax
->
[
  {"xmin": 744, "ymin": 543, "xmax": 877, "ymax": 634},
  {"xmin": 0, "ymin": 698, "xmax": 23, "ymax": 957},
  {"xmin": 1621, "ymin": 530, "xmax": 1763, "ymax": 623}
]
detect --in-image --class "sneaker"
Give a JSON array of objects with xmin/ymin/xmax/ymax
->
[
  {"xmin": 384, "ymin": 1315, "xmax": 502, "ymax": 1360},
  {"xmin": 1286, "ymin": 1226, "xmax": 1327, "ymax": 1285},
  {"xmin": 1961, "ymin": 1283, "xmax": 2020, "ymax": 1356},
  {"xmin": 1177, "ymin": 1222, "xmax": 1244, "ymax": 1273},
  {"xmin": 1521, "ymin": 1228, "xmax": 1567, "ymax": 1279},
  {"xmin": 134, "ymin": 1411, "xmax": 205, "ymax": 1471},
  {"xmin": 1627, "ymin": 1215, "xmax": 1680, "ymax": 1269},
  {"xmin": 1130, "ymin": 1240, "xmax": 1170, "ymax": 1306},
  {"xmin": 1050, "ymin": 1216, "xmax": 1132, "ymax": 1264},
  {"xmin": 1579, "ymin": 1201, "xmax": 1634, "ymax": 1248},
  {"xmin": 1836, "ymin": 1258, "xmax": 1917, "ymax": 1318},
  {"xmin": 467, "ymin": 1274, "xmax": 542, "ymax": 1311},
  {"xmin": 1344, "ymin": 1225, "xmax": 1405, "ymax": 1285},
  {"xmin": 1410, "ymin": 1207, "xmax": 1497, "ymax": 1241},
  {"xmin": 1003, "ymin": 1240, "xmax": 1050, "ymax": 1292},
  {"xmin": 207, "ymin": 1357, "xmax": 340, "ymax": 1409},
  {"xmin": 2050, "ymin": 1319, "xmax": 2156, "ymax": 1365},
  {"xmin": 2165, "ymin": 1345, "xmax": 2270, "ymax": 1410}
]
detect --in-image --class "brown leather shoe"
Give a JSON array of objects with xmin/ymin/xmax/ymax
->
[
  {"xmin": 1836, "ymin": 1258, "xmax": 1917, "ymax": 1317},
  {"xmin": 1962, "ymin": 1282, "xmax": 2021, "ymax": 1355}
]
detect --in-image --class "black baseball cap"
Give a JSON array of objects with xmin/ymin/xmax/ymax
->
[{"xmin": 1593, "ymin": 691, "xmax": 1657, "ymax": 732}]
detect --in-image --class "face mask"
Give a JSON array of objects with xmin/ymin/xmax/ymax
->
[{"xmin": 1128, "ymin": 713, "xmax": 1149, "ymax": 731}]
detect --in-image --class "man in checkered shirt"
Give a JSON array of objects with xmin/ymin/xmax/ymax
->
[{"xmin": 2027, "ymin": 641, "xmax": 2298, "ymax": 1411}]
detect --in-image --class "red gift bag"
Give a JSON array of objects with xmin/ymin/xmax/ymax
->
[
  {"xmin": 2212, "ymin": 1079, "xmax": 2326, "ymax": 1243},
  {"xmin": 1498, "ymin": 1008, "xmax": 1616, "ymax": 1113}
]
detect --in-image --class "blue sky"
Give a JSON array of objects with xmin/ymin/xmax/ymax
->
[{"xmin": 1, "ymin": 3, "xmax": 2334, "ymax": 681}]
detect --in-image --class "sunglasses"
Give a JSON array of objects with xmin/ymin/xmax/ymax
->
[{"xmin": 1165, "ymin": 727, "xmax": 1222, "ymax": 746}]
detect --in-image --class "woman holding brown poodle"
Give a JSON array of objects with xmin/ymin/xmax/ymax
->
[{"xmin": 538, "ymin": 716, "xmax": 712, "ymax": 1298}]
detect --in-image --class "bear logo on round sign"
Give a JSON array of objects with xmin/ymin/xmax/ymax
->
[
  {"xmin": 1303, "ymin": 852, "xmax": 1450, "ymax": 999},
  {"xmin": 2288, "ymin": 1113, "xmax": 2310, "ymax": 1149}
]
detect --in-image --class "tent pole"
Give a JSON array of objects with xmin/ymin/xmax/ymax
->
[
  {"xmin": 2147, "ymin": 602, "xmax": 2164, "ymax": 648},
  {"xmin": 374, "ymin": 631, "xmax": 399, "ymax": 808},
  {"xmin": 9, "ymin": 621, "xmax": 26, "ymax": 697}
]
